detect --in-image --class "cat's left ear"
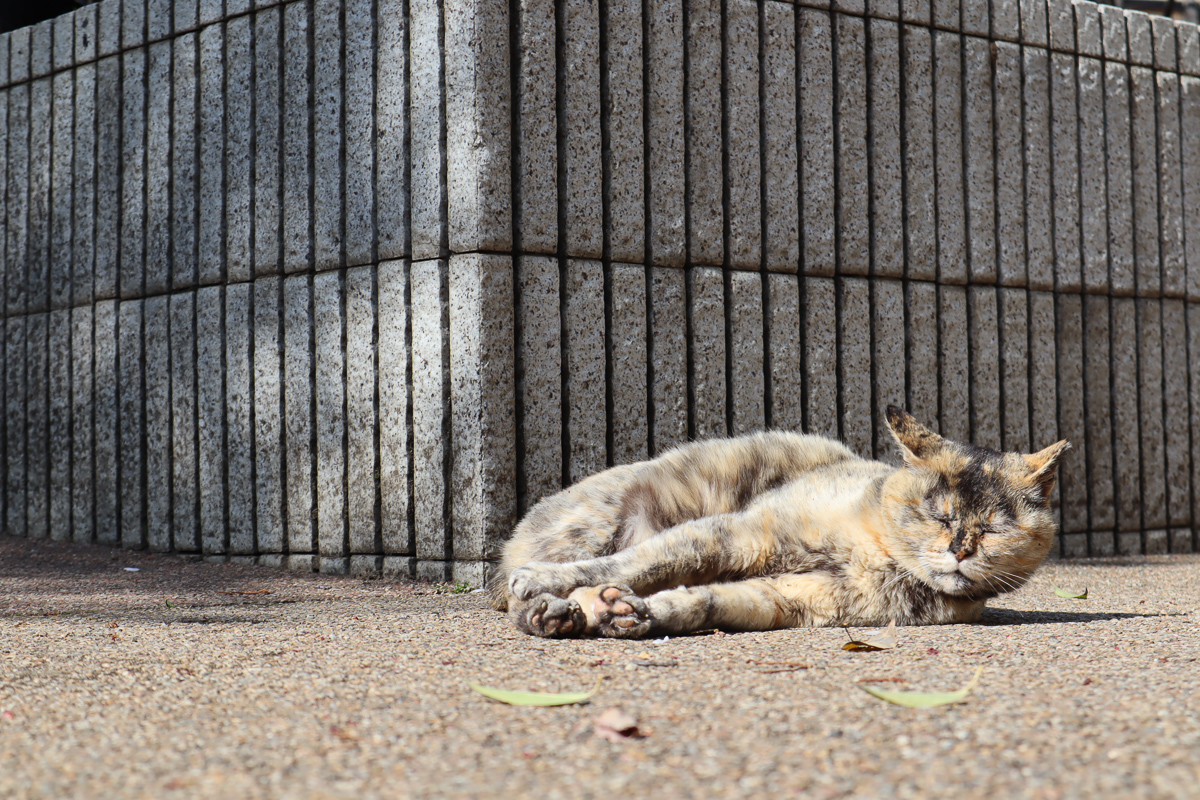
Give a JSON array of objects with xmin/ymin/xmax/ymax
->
[
  {"xmin": 885, "ymin": 405, "xmax": 945, "ymax": 467},
  {"xmin": 1022, "ymin": 440, "xmax": 1072, "ymax": 502}
]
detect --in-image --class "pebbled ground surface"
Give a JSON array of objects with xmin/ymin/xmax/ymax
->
[{"xmin": 0, "ymin": 537, "xmax": 1197, "ymax": 800}]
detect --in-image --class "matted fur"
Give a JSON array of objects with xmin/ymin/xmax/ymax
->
[{"xmin": 489, "ymin": 407, "xmax": 1070, "ymax": 639}]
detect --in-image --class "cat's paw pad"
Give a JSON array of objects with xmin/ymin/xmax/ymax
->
[
  {"xmin": 593, "ymin": 585, "xmax": 652, "ymax": 639},
  {"xmin": 509, "ymin": 563, "xmax": 574, "ymax": 601},
  {"xmin": 515, "ymin": 594, "xmax": 586, "ymax": 638}
]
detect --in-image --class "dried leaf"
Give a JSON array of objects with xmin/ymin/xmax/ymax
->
[
  {"xmin": 216, "ymin": 589, "xmax": 272, "ymax": 596},
  {"xmin": 843, "ymin": 620, "xmax": 897, "ymax": 652},
  {"xmin": 594, "ymin": 707, "xmax": 644, "ymax": 742},
  {"xmin": 1053, "ymin": 585, "xmax": 1088, "ymax": 599},
  {"xmin": 860, "ymin": 666, "xmax": 983, "ymax": 708},
  {"xmin": 469, "ymin": 680, "xmax": 600, "ymax": 707}
]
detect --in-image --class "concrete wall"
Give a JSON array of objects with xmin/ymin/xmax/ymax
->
[{"xmin": 0, "ymin": 0, "xmax": 1197, "ymax": 578}]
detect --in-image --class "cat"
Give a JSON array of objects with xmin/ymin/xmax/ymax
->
[{"xmin": 488, "ymin": 406, "xmax": 1070, "ymax": 639}]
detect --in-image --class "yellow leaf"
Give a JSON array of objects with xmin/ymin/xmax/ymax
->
[
  {"xmin": 843, "ymin": 620, "xmax": 897, "ymax": 652},
  {"xmin": 860, "ymin": 666, "xmax": 983, "ymax": 708},
  {"xmin": 1053, "ymin": 585, "xmax": 1088, "ymax": 599},
  {"xmin": 469, "ymin": 680, "xmax": 600, "ymax": 707}
]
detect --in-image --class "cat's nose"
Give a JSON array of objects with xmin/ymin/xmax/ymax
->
[{"xmin": 954, "ymin": 549, "xmax": 970, "ymax": 562}]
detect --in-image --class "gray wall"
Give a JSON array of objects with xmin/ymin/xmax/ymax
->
[{"xmin": 0, "ymin": 0, "xmax": 1197, "ymax": 579}]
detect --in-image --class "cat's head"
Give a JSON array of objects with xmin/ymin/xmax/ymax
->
[{"xmin": 879, "ymin": 406, "xmax": 1071, "ymax": 599}]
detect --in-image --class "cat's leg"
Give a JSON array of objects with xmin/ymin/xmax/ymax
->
[
  {"xmin": 509, "ymin": 585, "xmax": 650, "ymax": 638},
  {"xmin": 508, "ymin": 506, "xmax": 789, "ymax": 602}
]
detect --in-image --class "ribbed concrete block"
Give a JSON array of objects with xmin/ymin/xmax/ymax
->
[
  {"xmin": 445, "ymin": 0, "xmax": 512, "ymax": 253},
  {"xmin": 651, "ymin": 266, "xmax": 688, "ymax": 452},
  {"xmin": 1055, "ymin": 293, "xmax": 1086, "ymax": 533},
  {"xmin": 998, "ymin": 289, "xmax": 1029, "ymax": 453},
  {"xmin": 197, "ymin": 287, "xmax": 225, "ymax": 554},
  {"xmin": 836, "ymin": 16, "xmax": 869, "ymax": 276},
  {"xmin": 1156, "ymin": 15, "xmax": 1181, "ymax": 71},
  {"xmin": 727, "ymin": 0, "xmax": 761, "ymax": 270},
  {"xmin": 839, "ymin": 278, "xmax": 871, "ymax": 457},
  {"xmin": 4, "ymin": 319, "xmax": 25, "ymax": 538},
  {"xmin": 1192, "ymin": 304, "xmax": 1200, "ymax": 527},
  {"xmin": 1144, "ymin": 529, "xmax": 1168, "ymax": 556},
  {"xmin": 73, "ymin": 64, "xmax": 96, "ymax": 305},
  {"xmin": 800, "ymin": 10, "xmax": 835, "ymax": 277},
  {"xmin": 175, "ymin": 0, "xmax": 198, "ymax": 33},
  {"xmin": 611, "ymin": 264, "xmax": 648, "ymax": 464},
  {"xmin": 994, "ymin": 42, "xmax": 1025, "ymax": 287},
  {"xmin": 26, "ymin": 315, "xmax": 48, "ymax": 539},
  {"xmin": 1100, "ymin": 5, "xmax": 1127, "ymax": 60},
  {"xmin": 804, "ymin": 277, "xmax": 837, "ymax": 439},
  {"xmin": 940, "ymin": 285, "xmax": 970, "ymax": 448},
  {"xmin": 94, "ymin": 303, "xmax": 118, "ymax": 544},
  {"xmin": 1048, "ymin": 0, "xmax": 1073, "ymax": 51},
  {"xmin": 1076, "ymin": 1, "xmax": 1101, "ymax": 58},
  {"xmin": 226, "ymin": 16, "xmax": 253, "ymax": 282},
  {"xmin": 313, "ymin": 0, "xmax": 344, "ymax": 272},
  {"xmin": 319, "ymin": 557, "xmax": 349, "ymax": 576},
  {"xmin": 563, "ymin": 0, "xmax": 602, "ymax": 259},
  {"xmin": 377, "ymin": 0, "xmax": 409, "ymax": 261},
  {"xmin": 172, "ymin": 33, "xmax": 198, "ymax": 289},
  {"xmin": 1161, "ymin": 300, "xmax": 1190, "ymax": 528},
  {"xmin": 31, "ymin": 22, "xmax": 51, "ymax": 78},
  {"xmin": 1130, "ymin": 66, "xmax": 1161, "ymax": 297},
  {"xmin": 254, "ymin": 277, "xmax": 284, "ymax": 555},
  {"xmin": 1184, "ymin": 77, "xmax": 1200, "ymax": 300},
  {"xmin": 763, "ymin": 4, "xmax": 798, "ymax": 273},
  {"xmin": 1136, "ymin": 299, "xmax": 1166, "ymax": 530},
  {"xmin": 1180, "ymin": 21, "xmax": 1200, "ymax": 75},
  {"xmin": 170, "ymin": 292, "xmax": 198, "ymax": 551},
  {"xmin": 515, "ymin": 0, "xmax": 556, "ymax": 255},
  {"xmin": 1050, "ymin": 52, "xmax": 1081, "ymax": 292},
  {"xmin": 1024, "ymin": 48, "xmax": 1053, "ymax": 291},
  {"xmin": 1022, "ymin": 0, "xmax": 1048, "ymax": 47},
  {"xmin": 968, "ymin": 286, "xmax": 999, "ymax": 449},
  {"xmin": 868, "ymin": 20, "xmax": 902, "ymax": 279},
  {"xmin": 992, "ymin": 0, "xmax": 1020, "ymax": 42},
  {"xmin": 906, "ymin": 281, "xmax": 938, "ymax": 429},
  {"xmin": 28, "ymin": 79, "xmax": 50, "ymax": 312},
  {"xmin": 0, "ymin": 32, "xmax": 8, "ymax": 85},
  {"xmin": 198, "ymin": 24, "xmax": 224, "ymax": 285},
  {"xmin": 691, "ymin": 266, "xmax": 727, "ymax": 440},
  {"xmin": 1078, "ymin": 57, "xmax": 1108, "ymax": 293},
  {"xmin": 871, "ymin": 279, "xmax": 905, "ymax": 459},
  {"xmin": 1029, "ymin": 290, "xmax": 1058, "ymax": 464},
  {"xmin": 283, "ymin": 2, "xmax": 313, "ymax": 270},
  {"xmin": 516, "ymin": 256, "xmax": 562, "ymax": 509},
  {"xmin": 145, "ymin": 41, "xmax": 171, "ymax": 295},
  {"xmin": 901, "ymin": 25, "xmax": 934, "ymax": 281},
  {"xmin": 565, "ymin": 259, "xmax": 606, "ymax": 480},
  {"xmin": 607, "ymin": 0, "xmax": 645, "ymax": 263},
  {"xmin": 10, "ymin": 26, "xmax": 31, "ymax": 83},
  {"xmin": 284, "ymin": 275, "xmax": 316, "ymax": 555},
  {"xmin": 51, "ymin": 72, "xmax": 73, "ymax": 309},
  {"xmin": 1169, "ymin": 529, "xmax": 1192, "ymax": 554},
  {"xmin": 49, "ymin": 311, "xmax": 71, "ymax": 541},
  {"xmin": 933, "ymin": 0, "xmax": 958, "ymax": 31},
  {"xmin": 5, "ymin": 85, "xmax": 29, "ymax": 314},
  {"xmin": 768, "ymin": 274, "xmax": 802, "ymax": 432},
  {"xmin": 687, "ymin": 0, "xmax": 722, "ymax": 267},
  {"xmin": 145, "ymin": 297, "xmax": 171, "ymax": 552},
  {"xmin": 148, "ymin": 0, "xmax": 171, "ymax": 39},
  {"xmin": 200, "ymin": 0, "xmax": 224, "ymax": 25},
  {"xmin": 416, "ymin": 560, "xmax": 448, "ymax": 582},
  {"xmin": 382, "ymin": 556, "xmax": 414, "ymax": 579},
  {"xmin": 412, "ymin": 260, "xmax": 449, "ymax": 560},
  {"xmin": 729, "ymin": 271, "xmax": 764, "ymax": 434},
  {"xmin": 286, "ymin": 554, "xmax": 317, "ymax": 573},
  {"xmin": 350, "ymin": 555, "xmax": 383, "ymax": 578},
  {"xmin": 1126, "ymin": 10, "xmax": 1153, "ymax": 65},
  {"xmin": 345, "ymin": 0, "xmax": 375, "ymax": 268},
  {"xmin": 253, "ymin": 8, "xmax": 282, "ymax": 275},
  {"xmin": 346, "ymin": 266, "xmax": 378, "ymax": 554},
  {"xmin": 123, "ymin": 0, "xmax": 145, "ymax": 48},
  {"xmin": 1082, "ymin": 295, "xmax": 1115, "ymax": 543},
  {"xmin": 76, "ymin": 4, "xmax": 97, "ymax": 61},
  {"xmin": 1158, "ymin": 73, "xmax": 1185, "ymax": 299},
  {"xmin": 450, "ymin": 254, "xmax": 516, "ymax": 561},
  {"xmin": 227, "ymin": 284, "xmax": 254, "ymax": 555},
  {"xmin": 71, "ymin": 307, "xmax": 94, "ymax": 543},
  {"xmin": 314, "ymin": 271, "xmax": 346, "ymax": 558},
  {"xmin": 934, "ymin": 31, "xmax": 965, "ymax": 285},
  {"xmin": 902, "ymin": 0, "xmax": 929, "ymax": 25},
  {"xmin": 834, "ymin": 0, "xmax": 864, "ymax": 18},
  {"xmin": 1105, "ymin": 62, "xmax": 1135, "ymax": 296}
]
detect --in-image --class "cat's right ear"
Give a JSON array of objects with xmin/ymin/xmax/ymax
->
[{"xmin": 885, "ymin": 405, "xmax": 945, "ymax": 467}]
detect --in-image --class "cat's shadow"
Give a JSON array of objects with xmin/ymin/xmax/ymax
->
[{"xmin": 979, "ymin": 607, "xmax": 1185, "ymax": 625}]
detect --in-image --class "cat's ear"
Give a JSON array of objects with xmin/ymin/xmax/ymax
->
[
  {"xmin": 1023, "ymin": 440, "xmax": 1072, "ymax": 502},
  {"xmin": 884, "ymin": 405, "xmax": 945, "ymax": 467}
]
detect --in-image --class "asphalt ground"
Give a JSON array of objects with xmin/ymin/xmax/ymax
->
[{"xmin": 1, "ymin": 537, "xmax": 1197, "ymax": 800}]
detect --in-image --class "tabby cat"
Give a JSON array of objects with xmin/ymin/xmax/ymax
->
[{"xmin": 489, "ymin": 407, "xmax": 1069, "ymax": 639}]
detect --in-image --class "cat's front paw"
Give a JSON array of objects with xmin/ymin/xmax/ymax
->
[
  {"xmin": 513, "ymin": 594, "xmax": 587, "ymax": 638},
  {"xmin": 593, "ymin": 585, "xmax": 652, "ymax": 639},
  {"xmin": 509, "ymin": 562, "xmax": 575, "ymax": 601}
]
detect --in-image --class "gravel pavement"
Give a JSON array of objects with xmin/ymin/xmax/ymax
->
[{"xmin": 1, "ymin": 537, "xmax": 1197, "ymax": 800}]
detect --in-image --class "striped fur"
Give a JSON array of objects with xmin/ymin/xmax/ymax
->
[{"xmin": 490, "ymin": 407, "xmax": 1070, "ymax": 639}]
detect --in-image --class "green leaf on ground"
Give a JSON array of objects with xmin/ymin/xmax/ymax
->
[
  {"xmin": 860, "ymin": 666, "xmax": 983, "ymax": 708},
  {"xmin": 843, "ymin": 620, "xmax": 897, "ymax": 652},
  {"xmin": 1053, "ymin": 585, "xmax": 1088, "ymax": 599},
  {"xmin": 469, "ymin": 680, "xmax": 600, "ymax": 707}
]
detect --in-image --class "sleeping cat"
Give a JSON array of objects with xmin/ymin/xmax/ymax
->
[{"xmin": 489, "ymin": 406, "xmax": 1069, "ymax": 639}]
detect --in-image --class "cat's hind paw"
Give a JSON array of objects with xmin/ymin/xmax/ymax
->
[
  {"xmin": 513, "ymin": 594, "xmax": 588, "ymax": 638},
  {"xmin": 593, "ymin": 585, "xmax": 652, "ymax": 639}
]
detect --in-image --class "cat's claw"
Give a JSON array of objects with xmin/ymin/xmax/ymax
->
[
  {"xmin": 593, "ymin": 585, "xmax": 652, "ymax": 639},
  {"xmin": 514, "ymin": 594, "xmax": 587, "ymax": 638},
  {"xmin": 509, "ymin": 563, "xmax": 575, "ymax": 601}
]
